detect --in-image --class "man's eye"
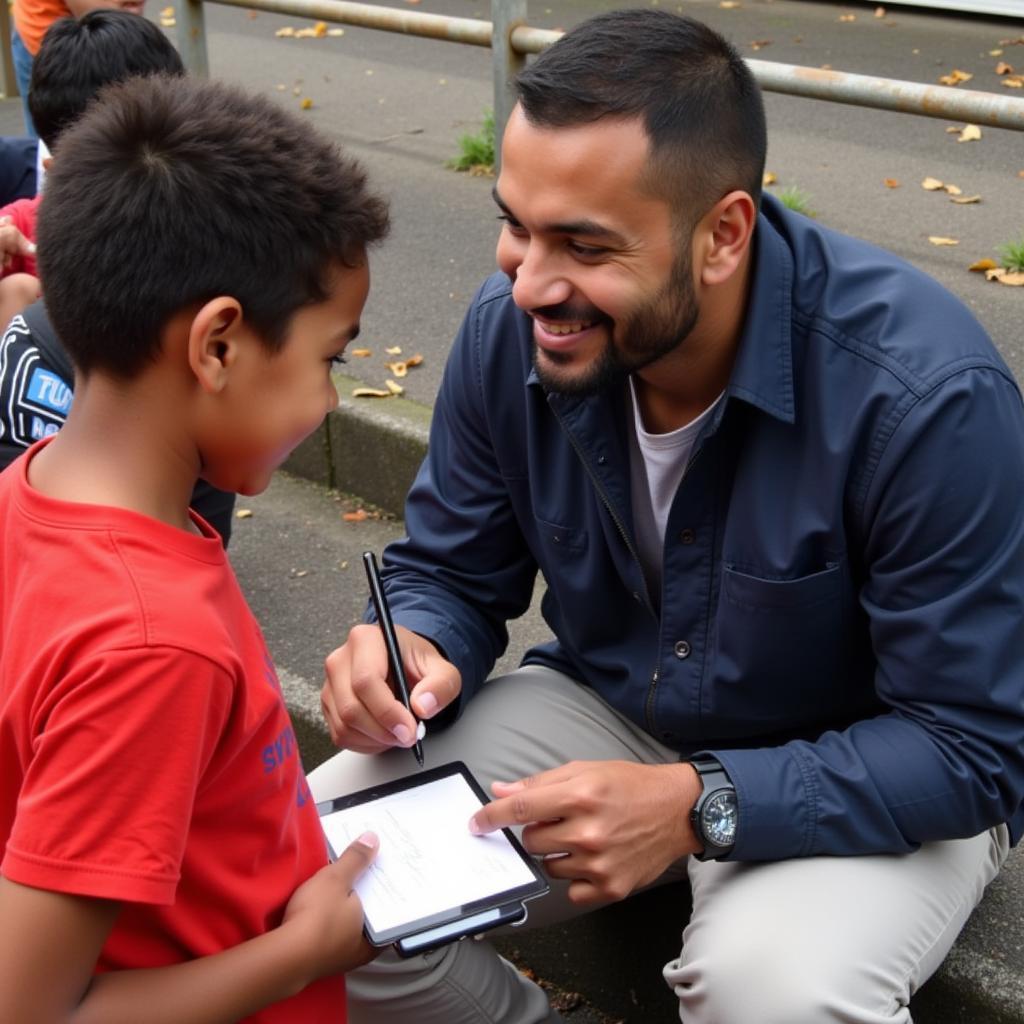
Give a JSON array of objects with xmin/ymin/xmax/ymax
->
[{"xmin": 568, "ymin": 241, "xmax": 607, "ymax": 258}]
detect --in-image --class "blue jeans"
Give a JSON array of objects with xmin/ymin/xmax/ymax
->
[{"xmin": 10, "ymin": 27, "xmax": 36, "ymax": 138}]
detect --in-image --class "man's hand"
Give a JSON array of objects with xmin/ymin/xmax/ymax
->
[
  {"xmin": 321, "ymin": 623, "xmax": 461, "ymax": 753},
  {"xmin": 470, "ymin": 760, "xmax": 703, "ymax": 905}
]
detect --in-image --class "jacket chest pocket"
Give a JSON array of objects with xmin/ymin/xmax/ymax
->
[{"xmin": 710, "ymin": 562, "xmax": 846, "ymax": 727}]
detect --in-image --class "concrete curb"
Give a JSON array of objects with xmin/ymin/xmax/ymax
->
[{"xmin": 282, "ymin": 390, "xmax": 1024, "ymax": 1024}]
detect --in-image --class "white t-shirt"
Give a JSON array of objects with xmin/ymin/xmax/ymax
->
[{"xmin": 627, "ymin": 377, "xmax": 724, "ymax": 608}]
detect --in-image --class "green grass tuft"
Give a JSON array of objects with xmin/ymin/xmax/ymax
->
[
  {"xmin": 778, "ymin": 186, "xmax": 816, "ymax": 218},
  {"xmin": 997, "ymin": 236, "xmax": 1024, "ymax": 273},
  {"xmin": 447, "ymin": 109, "xmax": 495, "ymax": 174}
]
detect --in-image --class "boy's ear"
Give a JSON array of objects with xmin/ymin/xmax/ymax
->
[{"xmin": 187, "ymin": 297, "xmax": 246, "ymax": 394}]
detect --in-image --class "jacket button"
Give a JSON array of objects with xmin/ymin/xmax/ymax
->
[
  {"xmin": 680, "ymin": 528, "xmax": 695, "ymax": 545},
  {"xmin": 674, "ymin": 640, "xmax": 691, "ymax": 659}
]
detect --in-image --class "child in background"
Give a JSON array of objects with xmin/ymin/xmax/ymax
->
[
  {"xmin": 0, "ymin": 10, "xmax": 236, "ymax": 541},
  {"xmin": 0, "ymin": 71, "xmax": 390, "ymax": 1023}
]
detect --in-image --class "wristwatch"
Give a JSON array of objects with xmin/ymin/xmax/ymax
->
[{"xmin": 689, "ymin": 758, "xmax": 738, "ymax": 861}]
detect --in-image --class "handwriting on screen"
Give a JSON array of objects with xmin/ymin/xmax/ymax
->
[{"xmin": 320, "ymin": 774, "xmax": 537, "ymax": 933}]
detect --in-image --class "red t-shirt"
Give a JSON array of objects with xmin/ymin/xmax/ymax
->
[
  {"xmin": 0, "ymin": 441, "xmax": 345, "ymax": 1022},
  {"xmin": 0, "ymin": 193, "xmax": 39, "ymax": 278}
]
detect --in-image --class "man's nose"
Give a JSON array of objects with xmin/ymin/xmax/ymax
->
[{"xmin": 510, "ymin": 245, "xmax": 573, "ymax": 313}]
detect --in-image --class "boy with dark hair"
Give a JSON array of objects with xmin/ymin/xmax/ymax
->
[
  {"xmin": 0, "ymin": 71, "xmax": 390, "ymax": 1023},
  {"xmin": 0, "ymin": 9, "xmax": 236, "ymax": 540}
]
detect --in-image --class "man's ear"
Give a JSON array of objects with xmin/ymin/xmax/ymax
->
[
  {"xmin": 187, "ymin": 297, "xmax": 245, "ymax": 394},
  {"xmin": 695, "ymin": 190, "xmax": 757, "ymax": 288}
]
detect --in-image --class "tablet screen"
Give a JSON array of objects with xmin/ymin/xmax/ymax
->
[{"xmin": 317, "ymin": 761, "xmax": 548, "ymax": 947}]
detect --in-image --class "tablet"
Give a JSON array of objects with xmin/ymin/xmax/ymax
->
[{"xmin": 316, "ymin": 761, "xmax": 549, "ymax": 957}]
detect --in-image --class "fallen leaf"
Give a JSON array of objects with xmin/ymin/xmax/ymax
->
[
  {"xmin": 295, "ymin": 27, "xmax": 317, "ymax": 37},
  {"xmin": 1019, "ymin": 170, "xmax": 1024, "ymax": 179},
  {"xmin": 985, "ymin": 268, "xmax": 1024, "ymax": 286},
  {"xmin": 1002, "ymin": 76, "xmax": 1024, "ymax": 88},
  {"xmin": 999, "ymin": 36, "xmax": 1024, "ymax": 46},
  {"xmin": 957, "ymin": 124, "xmax": 982, "ymax": 143},
  {"xmin": 938, "ymin": 69, "xmax": 973, "ymax": 86},
  {"xmin": 385, "ymin": 346, "xmax": 403, "ymax": 355},
  {"xmin": 313, "ymin": 20, "xmax": 328, "ymax": 36},
  {"xmin": 749, "ymin": 39, "xmax": 771, "ymax": 50},
  {"xmin": 292, "ymin": 569, "xmax": 308, "ymax": 578},
  {"xmin": 838, "ymin": 14, "xmax": 856, "ymax": 22},
  {"xmin": 922, "ymin": 177, "xmax": 944, "ymax": 191},
  {"xmin": 292, "ymin": 86, "xmax": 301, "ymax": 95},
  {"xmin": 328, "ymin": 28, "xmax": 344, "ymax": 35},
  {"xmin": 883, "ymin": 178, "xmax": 900, "ymax": 188},
  {"xmin": 405, "ymin": 353, "xmax": 424, "ymax": 367},
  {"xmin": 995, "ymin": 62, "xmax": 1014, "ymax": 74},
  {"xmin": 275, "ymin": 25, "xmax": 295, "ymax": 36},
  {"xmin": 160, "ymin": 17, "xmax": 175, "ymax": 26},
  {"xmin": 928, "ymin": 236, "xmax": 959, "ymax": 246},
  {"xmin": 385, "ymin": 360, "xmax": 408, "ymax": 377},
  {"xmin": 276, "ymin": 83, "xmax": 286, "ymax": 91},
  {"xmin": 990, "ymin": 49, "xmax": 1004, "ymax": 57},
  {"xmin": 950, "ymin": 194, "xmax": 981, "ymax": 204},
  {"xmin": 300, "ymin": 97, "xmax": 313, "ymax": 110},
  {"xmin": 943, "ymin": 183, "xmax": 962, "ymax": 195},
  {"xmin": 342, "ymin": 509, "xmax": 369, "ymax": 521},
  {"xmin": 969, "ymin": 258, "xmax": 998, "ymax": 272},
  {"xmin": 246, "ymin": 9, "xmax": 258, "ymax": 17},
  {"xmin": 763, "ymin": 170, "xmax": 778, "ymax": 186},
  {"xmin": 945, "ymin": 125, "xmax": 961, "ymax": 134},
  {"xmin": 719, "ymin": 1, "xmax": 741, "ymax": 7},
  {"xmin": 350, "ymin": 348, "xmax": 372, "ymax": 357},
  {"xmin": 235, "ymin": 508, "xmax": 254, "ymax": 519},
  {"xmin": 385, "ymin": 379, "xmax": 404, "ymax": 395},
  {"xmin": 352, "ymin": 387, "xmax": 394, "ymax": 398},
  {"xmin": 160, "ymin": 4, "xmax": 174, "ymax": 14},
  {"xmin": 874, "ymin": 5, "xmax": 885, "ymax": 15}
]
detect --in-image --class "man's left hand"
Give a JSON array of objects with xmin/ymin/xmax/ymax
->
[{"xmin": 470, "ymin": 760, "xmax": 703, "ymax": 906}]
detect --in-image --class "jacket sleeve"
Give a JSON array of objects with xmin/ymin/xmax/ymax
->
[
  {"xmin": 716, "ymin": 364, "xmax": 1024, "ymax": 859},
  {"xmin": 375, "ymin": 281, "xmax": 540, "ymax": 705}
]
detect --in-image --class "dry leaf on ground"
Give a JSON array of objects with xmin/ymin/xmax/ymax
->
[
  {"xmin": 719, "ymin": 1, "xmax": 741, "ymax": 8},
  {"xmin": 385, "ymin": 346, "xmax": 403, "ymax": 355},
  {"xmin": 969, "ymin": 258, "xmax": 998, "ymax": 272},
  {"xmin": 405, "ymin": 353, "xmax": 424, "ymax": 367},
  {"xmin": 839, "ymin": 14, "xmax": 856, "ymax": 22},
  {"xmin": 939, "ymin": 69, "xmax": 973, "ymax": 86},
  {"xmin": 160, "ymin": 17, "xmax": 175, "ymax": 26},
  {"xmin": 884, "ymin": 178, "xmax": 900, "ymax": 188},
  {"xmin": 385, "ymin": 361, "xmax": 408, "ymax": 377},
  {"xmin": 1002, "ymin": 76, "xmax": 1024, "ymax": 88},
  {"xmin": 950, "ymin": 194, "xmax": 981, "ymax": 204},
  {"xmin": 160, "ymin": 4, "xmax": 174, "ymax": 14},
  {"xmin": 763, "ymin": 171, "xmax": 778, "ymax": 186},
  {"xmin": 957, "ymin": 124, "xmax": 982, "ymax": 143},
  {"xmin": 944, "ymin": 183, "xmax": 963, "ymax": 196},
  {"xmin": 928, "ymin": 236, "xmax": 959, "ymax": 246},
  {"xmin": 350, "ymin": 348, "xmax": 372, "ymax": 357},
  {"xmin": 235, "ymin": 508, "xmax": 254, "ymax": 519},
  {"xmin": 985, "ymin": 268, "xmax": 1024, "ymax": 286},
  {"xmin": 328, "ymin": 28, "xmax": 344, "ymax": 35},
  {"xmin": 922, "ymin": 177, "xmax": 944, "ymax": 191},
  {"xmin": 343, "ymin": 509, "xmax": 369, "ymax": 522},
  {"xmin": 275, "ymin": 26, "xmax": 295, "ymax": 36},
  {"xmin": 995, "ymin": 62, "xmax": 1014, "ymax": 74},
  {"xmin": 352, "ymin": 387, "xmax": 394, "ymax": 398},
  {"xmin": 300, "ymin": 98, "xmax": 313, "ymax": 110},
  {"xmin": 385, "ymin": 379, "xmax": 404, "ymax": 395},
  {"xmin": 875, "ymin": 6, "xmax": 885, "ymax": 16}
]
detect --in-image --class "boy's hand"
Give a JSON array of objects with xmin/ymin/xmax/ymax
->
[
  {"xmin": 321, "ymin": 623, "xmax": 461, "ymax": 753},
  {"xmin": 0, "ymin": 216, "xmax": 36, "ymax": 269},
  {"xmin": 282, "ymin": 831, "xmax": 380, "ymax": 976}
]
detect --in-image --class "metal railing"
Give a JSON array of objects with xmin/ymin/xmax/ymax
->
[
  {"xmin": 3, "ymin": 0, "xmax": 1023, "ymax": 152},
  {"xmin": 178, "ymin": 0, "xmax": 1023, "ymax": 162}
]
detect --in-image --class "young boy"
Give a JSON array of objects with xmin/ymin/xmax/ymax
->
[
  {"xmin": 0, "ymin": 72, "xmax": 390, "ymax": 1022},
  {"xmin": 0, "ymin": 9, "xmax": 236, "ymax": 541}
]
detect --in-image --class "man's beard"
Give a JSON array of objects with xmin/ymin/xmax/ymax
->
[{"xmin": 532, "ymin": 252, "xmax": 699, "ymax": 398}]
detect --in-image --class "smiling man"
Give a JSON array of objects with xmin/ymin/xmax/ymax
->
[{"xmin": 316, "ymin": 10, "xmax": 1024, "ymax": 1023}]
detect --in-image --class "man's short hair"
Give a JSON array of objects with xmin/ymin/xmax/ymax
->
[
  {"xmin": 514, "ymin": 10, "xmax": 767, "ymax": 227},
  {"xmin": 28, "ymin": 10, "xmax": 185, "ymax": 151},
  {"xmin": 36, "ymin": 74, "xmax": 390, "ymax": 378}
]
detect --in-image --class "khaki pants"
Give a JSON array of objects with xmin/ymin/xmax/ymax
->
[{"xmin": 309, "ymin": 666, "xmax": 1009, "ymax": 1024}]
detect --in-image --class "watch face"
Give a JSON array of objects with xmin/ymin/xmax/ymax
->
[{"xmin": 701, "ymin": 790, "xmax": 737, "ymax": 847}]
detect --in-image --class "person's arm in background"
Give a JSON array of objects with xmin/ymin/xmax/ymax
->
[{"xmin": 0, "ymin": 833, "xmax": 378, "ymax": 1024}]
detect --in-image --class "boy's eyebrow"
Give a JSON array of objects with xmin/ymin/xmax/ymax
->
[{"xmin": 491, "ymin": 185, "xmax": 628, "ymax": 246}]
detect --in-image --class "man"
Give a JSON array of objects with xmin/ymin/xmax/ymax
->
[{"xmin": 316, "ymin": 10, "xmax": 1024, "ymax": 1022}]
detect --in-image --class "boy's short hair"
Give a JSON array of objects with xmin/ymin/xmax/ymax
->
[
  {"xmin": 28, "ymin": 10, "xmax": 185, "ymax": 151},
  {"xmin": 36, "ymin": 75, "xmax": 390, "ymax": 378}
]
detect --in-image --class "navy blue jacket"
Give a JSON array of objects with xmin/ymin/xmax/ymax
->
[{"xmin": 381, "ymin": 195, "xmax": 1024, "ymax": 860}]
